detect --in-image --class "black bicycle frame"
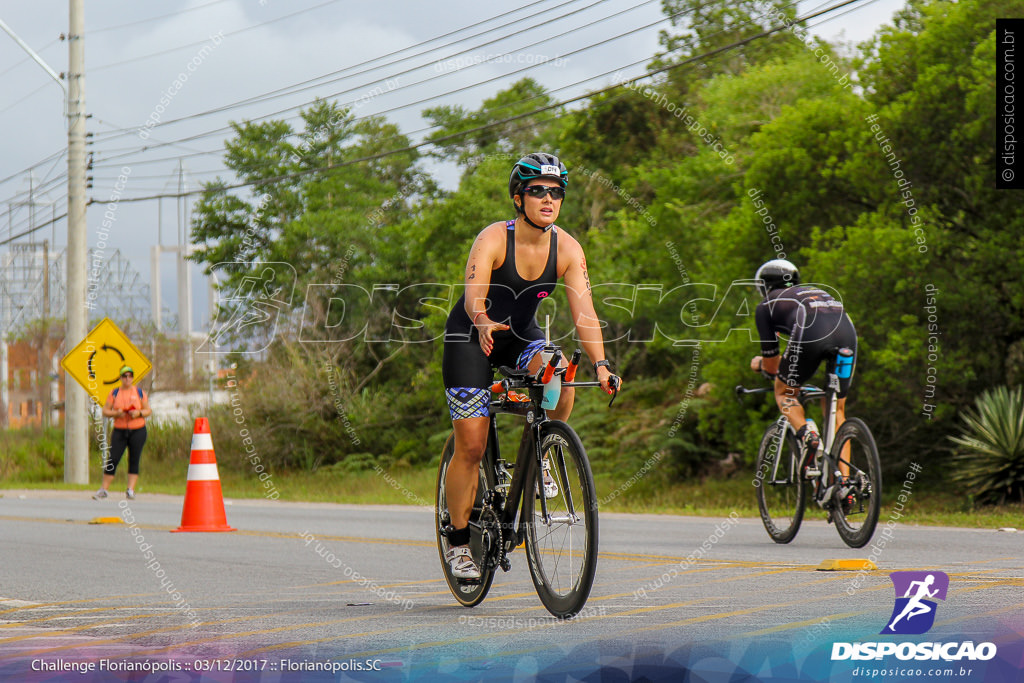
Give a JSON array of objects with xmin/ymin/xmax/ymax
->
[{"xmin": 476, "ymin": 381, "xmax": 580, "ymax": 556}]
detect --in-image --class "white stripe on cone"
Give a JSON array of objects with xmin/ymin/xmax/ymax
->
[
  {"xmin": 191, "ymin": 433, "xmax": 214, "ymax": 451},
  {"xmin": 187, "ymin": 463, "xmax": 220, "ymax": 481}
]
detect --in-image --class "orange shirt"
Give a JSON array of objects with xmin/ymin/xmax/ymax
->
[{"xmin": 110, "ymin": 386, "xmax": 147, "ymax": 429}]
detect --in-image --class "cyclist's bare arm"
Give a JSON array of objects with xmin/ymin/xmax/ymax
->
[
  {"xmin": 560, "ymin": 234, "xmax": 617, "ymax": 392},
  {"xmin": 751, "ymin": 355, "xmax": 781, "ymax": 374},
  {"xmin": 463, "ymin": 223, "xmax": 509, "ymax": 354}
]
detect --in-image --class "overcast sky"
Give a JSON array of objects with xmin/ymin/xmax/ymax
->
[{"xmin": 0, "ymin": 0, "xmax": 905, "ymax": 334}]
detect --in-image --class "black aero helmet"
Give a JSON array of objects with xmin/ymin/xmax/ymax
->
[
  {"xmin": 755, "ymin": 259, "xmax": 800, "ymax": 297},
  {"xmin": 508, "ymin": 152, "xmax": 568, "ymax": 203}
]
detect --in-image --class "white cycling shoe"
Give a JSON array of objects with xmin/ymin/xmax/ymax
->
[{"xmin": 445, "ymin": 545, "xmax": 481, "ymax": 580}]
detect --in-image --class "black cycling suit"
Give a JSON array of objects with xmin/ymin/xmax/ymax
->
[
  {"xmin": 442, "ymin": 220, "xmax": 557, "ymax": 419},
  {"xmin": 755, "ymin": 285, "xmax": 857, "ymax": 397}
]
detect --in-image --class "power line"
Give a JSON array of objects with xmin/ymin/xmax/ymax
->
[
  {"xmin": 0, "ymin": 148, "xmax": 65, "ymax": 188},
  {"xmin": 88, "ymin": 0, "xmax": 618, "ymax": 142},
  {"xmin": 0, "ymin": 211, "xmax": 67, "ymax": 247},
  {"xmin": 91, "ymin": 116, "xmax": 210, "ymax": 156},
  {"xmin": 89, "ymin": 0, "xmax": 801, "ymax": 174},
  {"xmin": 85, "ymin": 0, "xmax": 787, "ymax": 174},
  {"xmin": 91, "ymin": 0, "xmax": 342, "ymax": 72},
  {"xmin": 90, "ymin": 0, "xmax": 666, "ymax": 163},
  {"xmin": 106, "ymin": 0, "xmax": 870, "ymax": 205},
  {"xmin": 89, "ymin": 0, "xmax": 234, "ymax": 35},
  {"xmin": 4, "ymin": 0, "xmax": 866, "ymax": 248},
  {"xmin": 0, "ymin": 37, "xmax": 60, "ymax": 80}
]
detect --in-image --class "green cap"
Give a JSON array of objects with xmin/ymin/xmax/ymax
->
[{"xmin": 120, "ymin": 365, "xmax": 134, "ymax": 376}]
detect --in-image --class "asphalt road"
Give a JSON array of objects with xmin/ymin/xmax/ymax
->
[{"xmin": 0, "ymin": 489, "xmax": 1022, "ymax": 681}]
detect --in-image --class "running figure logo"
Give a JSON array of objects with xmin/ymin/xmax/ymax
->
[
  {"xmin": 199, "ymin": 263, "xmax": 296, "ymax": 354},
  {"xmin": 881, "ymin": 571, "xmax": 949, "ymax": 635}
]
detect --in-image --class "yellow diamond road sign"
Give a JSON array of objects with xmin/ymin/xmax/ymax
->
[{"xmin": 61, "ymin": 318, "xmax": 152, "ymax": 406}]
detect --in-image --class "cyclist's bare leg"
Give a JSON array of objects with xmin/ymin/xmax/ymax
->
[
  {"xmin": 445, "ymin": 416, "xmax": 489, "ymax": 530},
  {"xmin": 836, "ymin": 397, "xmax": 850, "ymax": 477},
  {"xmin": 817, "ymin": 395, "xmax": 850, "ymax": 477},
  {"xmin": 774, "ymin": 377, "xmax": 806, "ymax": 432},
  {"xmin": 817, "ymin": 396, "xmax": 848, "ymax": 436}
]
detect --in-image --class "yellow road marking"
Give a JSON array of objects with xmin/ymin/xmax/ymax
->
[
  {"xmin": 0, "ymin": 610, "xmax": 310, "ymax": 660},
  {"xmin": 287, "ymin": 578, "xmax": 443, "ymax": 590},
  {"xmin": 0, "ymin": 613, "xmax": 164, "ymax": 645},
  {"xmin": 728, "ymin": 577, "xmax": 1024, "ymax": 640},
  {"xmin": 0, "ymin": 606, "xmax": 141, "ymax": 629},
  {"xmin": 0, "ymin": 593, "xmax": 160, "ymax": 617}
]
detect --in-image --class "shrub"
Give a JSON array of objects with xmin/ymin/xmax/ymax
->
[{"xmin": 950, "ymin": 386, "xmax": 1024, "ymax": 505}]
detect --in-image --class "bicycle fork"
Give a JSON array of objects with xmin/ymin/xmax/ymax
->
[{"xmin": 527, "ymin": 417, "xmax": 579, "ymax": 526}]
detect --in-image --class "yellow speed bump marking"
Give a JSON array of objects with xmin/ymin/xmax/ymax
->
[
  {"xmin": 816, "ymin": 559, "xmax": 877, "ymax": 571},
  {"xmin": 87, "ymin": 517, "xmax": 123, "ymax": 525}
]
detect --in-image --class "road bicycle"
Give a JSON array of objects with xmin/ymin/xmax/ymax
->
[
  {"xmin": 436, "ymin": 345, "xmax": 619, "ymax": 618},
  {"xmin": 736, "ymin": 348, "xmax": 881, "ymax": 548}
]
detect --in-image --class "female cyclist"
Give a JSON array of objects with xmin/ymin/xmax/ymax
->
[{"xmin": 441, "ymin": 152, "xmax": 620, "ymax": 579}]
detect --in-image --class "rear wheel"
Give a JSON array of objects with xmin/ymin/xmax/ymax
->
[
  {"xmin": 755, "ymin": 419, "xmax": 807, "ymax": 544},
  {"xmin": 436, "ymin": 432, "xmax": 496, "ymax": 607},
  {"xmin": 831, "ymin": 418, "xmax": 882, "ymax": 549},
  {"xmin": 524, "ymin": 421, "xmax": 598, "ymax": 618}
]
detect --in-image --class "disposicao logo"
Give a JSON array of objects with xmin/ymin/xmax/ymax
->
[
  {"xmin": 881, "ymin": 570, "xmax": 949, "ymax": 635},
  {"xmin": 831, "ymin": 570, "xmax": 997, "ymax": 663}
]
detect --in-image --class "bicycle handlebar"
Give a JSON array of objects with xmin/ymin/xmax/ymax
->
[{"xmin": 494, "ymin": 349, "xmax": 620, "ymax": 407}]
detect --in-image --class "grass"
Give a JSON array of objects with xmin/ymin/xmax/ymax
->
[{"xmin": 3, "ymin": 426, "xmax": 1022, "ymax": 529}]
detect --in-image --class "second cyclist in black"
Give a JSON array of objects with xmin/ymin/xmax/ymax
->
[{"xmin": 749, "ymin": 259, "xmax": 858, "ymax": 455}]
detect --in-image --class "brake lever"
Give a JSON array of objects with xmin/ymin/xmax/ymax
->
[{"xmin": 607, "ymin": 375, "xmax": 621, "ymax": 407}]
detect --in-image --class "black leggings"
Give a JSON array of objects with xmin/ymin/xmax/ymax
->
[{"xmin": 105, "ymin": 427, "xmax": 147, "ymax": 475}]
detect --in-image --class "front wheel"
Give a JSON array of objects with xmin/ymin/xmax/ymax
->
[
  {"xmin": 436, "ymin": 432, "xmax": 496, "ymax": 607},
  {"xmin": 754, "ymin": 418, "xmax": 807, "ymax": 544},
  {"xmin": 524, "ymin": 421, "xmax": 598, "ymax": 619},
  {"xmin": 830, "ymin": 418, "xmax": 882, "ymax": 548}
]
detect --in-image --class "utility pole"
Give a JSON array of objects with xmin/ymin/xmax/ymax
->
[
  {"xmin": 152, "ymin": 196, "xmax": 163, "ymax": 332},
  {"xmin": 65, "ymin": 0, "xmax": 89, "ymax": 483},
  {"xmin": 40, "ymin": 239, "xmax": 49, "ymax": 428},
  {"xmin": 176, "ymin": 160, "xmax": 193, "ymax": 382}
]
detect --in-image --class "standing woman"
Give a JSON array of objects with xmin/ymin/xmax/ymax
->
[
  {"xmin": 441, "ymin": 153, "xmax": 621, "ymax": 579},
  {"xmin": 93, "ymin": 365, "xmax": 152, "ymax": 500}
]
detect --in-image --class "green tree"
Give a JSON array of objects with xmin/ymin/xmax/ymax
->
[{"xmin": 423, "ymin": 77, "xmax": 560, "ymax": 167}]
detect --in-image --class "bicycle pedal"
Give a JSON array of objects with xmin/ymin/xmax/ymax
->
[
  {"xmin": 456, "ymin": 577, "xmax": 482, "ymax": 586},
  {"xmin": 499, "ymin": 558, "xmax": 511, "ymax": 572},
  {"xmin": 804, "ymin": 468, "xmax": 821, "ymax": 478}
]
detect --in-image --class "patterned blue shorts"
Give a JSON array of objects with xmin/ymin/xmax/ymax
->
[{"xmin": 443, "ymin": 337, "xmax": 547, "ymax": 420}]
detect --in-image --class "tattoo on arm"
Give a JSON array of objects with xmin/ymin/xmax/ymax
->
[
  {"xmin": 580, "ymin": 257, "xmax": 592, "ymax": 295},
  {"xmin": 468, "ymin": 264, "xmax": 476, "ymax": 281}
]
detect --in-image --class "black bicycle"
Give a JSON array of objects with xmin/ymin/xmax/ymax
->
[
  {"xmin": 436, "ymin": 346, "xmax": 618, "ymax": 618},
  {"xmin": 737, "ymin": 350, "xmax": 881, "ymax": 548}
]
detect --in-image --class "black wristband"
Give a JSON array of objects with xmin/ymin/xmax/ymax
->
[{"xmin": 594, "ymin": 360, "xmax": 612, "ymax": 373}]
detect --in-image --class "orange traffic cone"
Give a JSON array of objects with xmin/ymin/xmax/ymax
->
[{"xmin": 172, "ymin": 417, "xmax": 236, "ymax": 532}]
